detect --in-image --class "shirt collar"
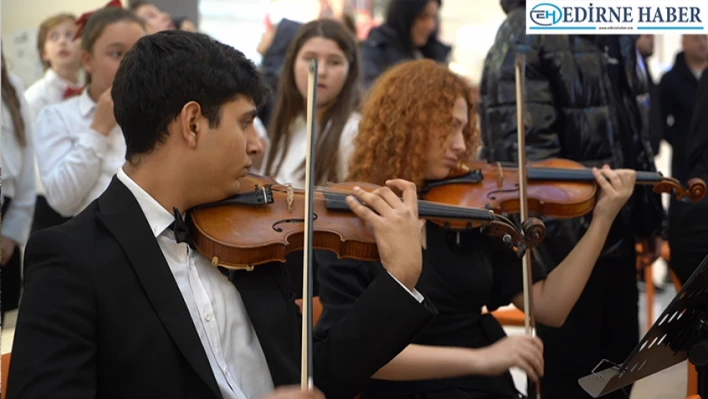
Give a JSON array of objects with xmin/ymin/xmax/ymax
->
[
  {"xmin": 45, "ymin": 68, "xmax": 82, "ymax": 89},
  {"xmin": 116, "ymin": 167, "xmax": 175, "ymax": 238}
]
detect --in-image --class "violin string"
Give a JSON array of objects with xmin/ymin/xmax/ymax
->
[
  {"xmin": 264, "ymin": 187, "xmax": 523, "ymax": 231},
  {"xmin": 320, "ymin": 191, "xmax": 496, "ymax": 220}
]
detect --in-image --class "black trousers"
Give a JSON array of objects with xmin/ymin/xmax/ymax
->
[
  {"xmin": 2, "ymin": 196, "xmax": 23, "ymax": 324},
  {"xmin": 668, "ymin": 197, "xmax": 708, "ymax": 397},
  {"xmin": 538, "ymin": 257, "xmax": 639, "ymax": 399}
]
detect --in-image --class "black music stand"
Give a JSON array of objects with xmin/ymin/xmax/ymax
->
[{"xmin": 578, "ymin": 253, "xmax": 708, "ymax": 397}]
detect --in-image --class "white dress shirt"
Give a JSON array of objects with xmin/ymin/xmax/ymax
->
[
  {"xmin": 24, "ymin": 68, "xmax": 84, "ymax": 121},
  {"xmin": 116, "ymin": 168, "xmax": 274, "ymax": 399},
  {"xmin": 25, "ymin": 68, "xmax": 84, "ymax": 198},
  {"xmin": 260, "ymin": 112, "xmax": 361, "ymax": 187},
  {"xmin": 34, "ymin": 89, "xmax": 125, "ymax": 217},
  {"xmin": 1, "ymin": 73, "xmax": 37, "ymax": 245}
]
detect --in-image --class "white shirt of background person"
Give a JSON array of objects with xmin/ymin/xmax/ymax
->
[
  {"xmin": 34, "ymin": 88, "xmax": 123, "ymax": 217},
  {"xmin": 25, "ymin": 69, "xmax": 84, "ymax": 200},
  {"xmin": 1, "ymin": 73, "xmax": 37, "ymax": 248},
  {"xmin": 259, "ymin": 112, "xmax": 360, "ymax": 188}
]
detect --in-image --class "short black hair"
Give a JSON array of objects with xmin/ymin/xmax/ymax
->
[{"xmin": 112, "ymin": 30, "xmax": 268, "ymax": 160}]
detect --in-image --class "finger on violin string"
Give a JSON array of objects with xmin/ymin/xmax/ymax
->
[
  {"xmin": 619, "ymin": 169, "xmax": 637, "ymax": 187},
  {"xmin": 352, "ymin": 186, "xmax": 399, "ymax": 218},
  {"xmin": 386, "ymin": 179, "xmax": 419, "ymax": 214},
  {"xmin": 593, "ymin": 167, "xmax": 615, "ymax": 193},
  {"xmin": 373, "ymin": 186, "xmax": 407, "ymax": 210},
  {"xmin": 601, "ymin": 168, "xmax": 622, "ymax": 187},
  {"xmin": 346, "ymin": 193, "xmax": 384, "ymax": 226}
]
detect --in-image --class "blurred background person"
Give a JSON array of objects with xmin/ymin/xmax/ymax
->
[
  {"xmin": 480, "ymin": 1, "xmax": 665, "ymax": 398},
  {"xmin": 659, "ymin": 35, "xmax": 708, "ymax": 256},
  {"xmin": 1, "ymin": 51, "xmax": 37, "ymax": 323},
  {"xmin": 128, "ymin": 0, "xmax": 175, "ymax": 33},
  {"xmin": 636, "ymin": 34, "xmax": 664, "ymax": 157},
  {"xmin": 173, "ymin": 16, "xmax": 197, "ymax": 32},
  {"xmin": 24, "ymin": 12, "xmax": 83, "ymax": 233},
  {"xmin": 359, "ymin": 0, "xmax": 451, "ymax": 89},
  {"xmin": 25, "ymin": 13, "xmax": 83, "ymax": 119},
  {"xmin": 658, "ymin": 34, "xmax": 708, "ymax": 188},
  {"xmin": 261, "ymin": 18, "xmax": 361, "ymax": 188},
  {"xmin": 667, "ymin": 61, "xmax": 708, "ymax": 398},
  {"xmin": 33, "ymin": 7, "xmax": 146, "ymax": 219}
]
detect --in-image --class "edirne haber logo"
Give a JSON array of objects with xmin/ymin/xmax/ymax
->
[{"xmin": 526, "ymin": 1, "xmax": 707, "ymax": 34}]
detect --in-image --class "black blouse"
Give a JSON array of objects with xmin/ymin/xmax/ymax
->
[{"xmin": 314, "ymin": 223, "xmax": 547, "ymax": 398}]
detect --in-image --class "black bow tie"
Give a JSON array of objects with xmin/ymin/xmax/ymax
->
[
  {"xmin": 169, "ymin": 207, "xmax": 233, "ymax": 279},
  {"xmin": 169, "ymin": 207, "xmax": 194, "ymax": 248}
]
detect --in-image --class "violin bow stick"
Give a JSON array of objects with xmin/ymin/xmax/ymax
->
[
  {"xmin": 300, "ymin": 58, "xmax": 318, "ymax": 391},
  {"xmin": 514, "ymin": 54, "xmax": 541, "ymax": 399}
]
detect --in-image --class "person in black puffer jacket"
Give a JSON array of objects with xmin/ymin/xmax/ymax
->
[
  {"xmin": 480, "ymin": 1, "xmax": 666, "ymax": 398},
  {"xmin": 669, "ymin": 66, "xmax": 708, "ymax": 284},
  {"xmin": 360, "ymin": 0, "xmax": 451, "ymax": 89},
  {"xmin": 668, "ymin": 66, "xmax": 708, "ymax": 399}
]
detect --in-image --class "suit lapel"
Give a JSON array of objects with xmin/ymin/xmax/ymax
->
[{"xmin": 96, "ymin": 177, "xmax": 222, "ymax": 398}]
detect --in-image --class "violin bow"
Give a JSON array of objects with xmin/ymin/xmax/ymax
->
[
  {"xmin": 300, "ymin": 58, "xmax": 318, "ymax": 390},
  {"xmin": 515, "ymin": 54, "xmax": 541, "ymax": 398}
]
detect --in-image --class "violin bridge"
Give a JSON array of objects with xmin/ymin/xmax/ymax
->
[
  {"xmin": 496, "ymin": 162, "xmax": 503, "ymax": 188},
  {"xmin": 286, "ymin": 184, "xmax": 294, "ymax": 212},
  {"xmin": 210, "ymin": 256, "xmax": 255, "ymax": 272}
]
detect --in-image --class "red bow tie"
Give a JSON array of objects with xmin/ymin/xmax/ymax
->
[{"xmin": 63, "ymin": 86, "xmax": 83, "ymax": 99}]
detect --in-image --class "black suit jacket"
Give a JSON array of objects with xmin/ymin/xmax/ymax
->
[{"xmin": 7, "ymin": 177, "xmax": 435, "ymax": 399}]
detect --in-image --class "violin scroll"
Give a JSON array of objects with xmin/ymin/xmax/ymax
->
[
  {"xmin": 687, "ymin": 178, "xmax": 707, "ymax": 202},
  {"xmin": 652, "ymin": 176, "xmax": 707, "ymax": 203},
  {"xmin": 521, "ymin": 217, "xmax": 546, "ymax": 249},
  {"xmin": 480, "ymin": 215, "xmax": 546, "ymax": 257}
]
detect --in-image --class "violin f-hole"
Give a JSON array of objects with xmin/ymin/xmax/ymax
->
[
  {"xmin": 272, "ymin": 213, "xmax": 319, "ymax": 232},
  {"xmin": 487, "ymin": 186, "xmax": 520, "ymax": 200}
]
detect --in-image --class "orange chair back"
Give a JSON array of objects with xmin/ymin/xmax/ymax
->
[
  {"xmin": 1, "ymin": 352, "xmax": 11, "ymax": 399},
  {"xmin": 294, "ymin": 297, "xmax": 324, "ymax": 327}
]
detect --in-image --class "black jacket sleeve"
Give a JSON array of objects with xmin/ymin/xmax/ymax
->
[
  {"xmin": 7, "ymin": 229, "xmax": 98, "ymax": 399},
  {"xmin": 312, "ymin": 250, "xmax": 436, "ymax": 399},
  {"xmin": 687, "ymin": 68, "xmax": 708, "ymax": 181}
]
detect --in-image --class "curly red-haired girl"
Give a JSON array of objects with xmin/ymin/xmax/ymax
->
[
  {"xmin": 348, "ymin": 59, "xmax": 478, "ymax": 187},
  {"xmin": 315, "ymin": 59, "xmax": 638, "ymax": 399}
]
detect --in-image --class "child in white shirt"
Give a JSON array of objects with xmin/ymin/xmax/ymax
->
[
  {"xmin": 1, "ymin": 53, "xmax": 37, "ymax": 318},
  {"xmin": 34, "ymin": 7, "xmax": 147, "ymax": 218},
  {"xmin": 24, "ymin": 13, "xmax": 83, "ymax": 232}
]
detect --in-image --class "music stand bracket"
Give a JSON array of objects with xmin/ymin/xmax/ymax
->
[{"xmin": 578, "ymin": 253, "xmax": 708, "ymax": 397}]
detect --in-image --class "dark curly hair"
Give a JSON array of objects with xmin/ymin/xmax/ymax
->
[{"xmin": 347, "ymin": 59, "xmax": 479, "ymax": 188}]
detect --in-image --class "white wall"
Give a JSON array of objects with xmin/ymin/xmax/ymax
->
[{"xmin": 438, "ymin": 0, "xmax": 507, "ymax": 84}]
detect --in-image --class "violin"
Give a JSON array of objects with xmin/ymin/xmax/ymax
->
[
  {"xmin": 421, "ymin": 157, "xmax": 708, "ymax": 219},
  {"xmin": 185, "ymin": 174, "xmax": 546, "ymax": 271}
]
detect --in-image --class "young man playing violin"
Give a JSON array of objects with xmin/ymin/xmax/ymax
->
[{"xmin": 7, "ymin": 31, "xmax": 435, "ymax": 399}]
